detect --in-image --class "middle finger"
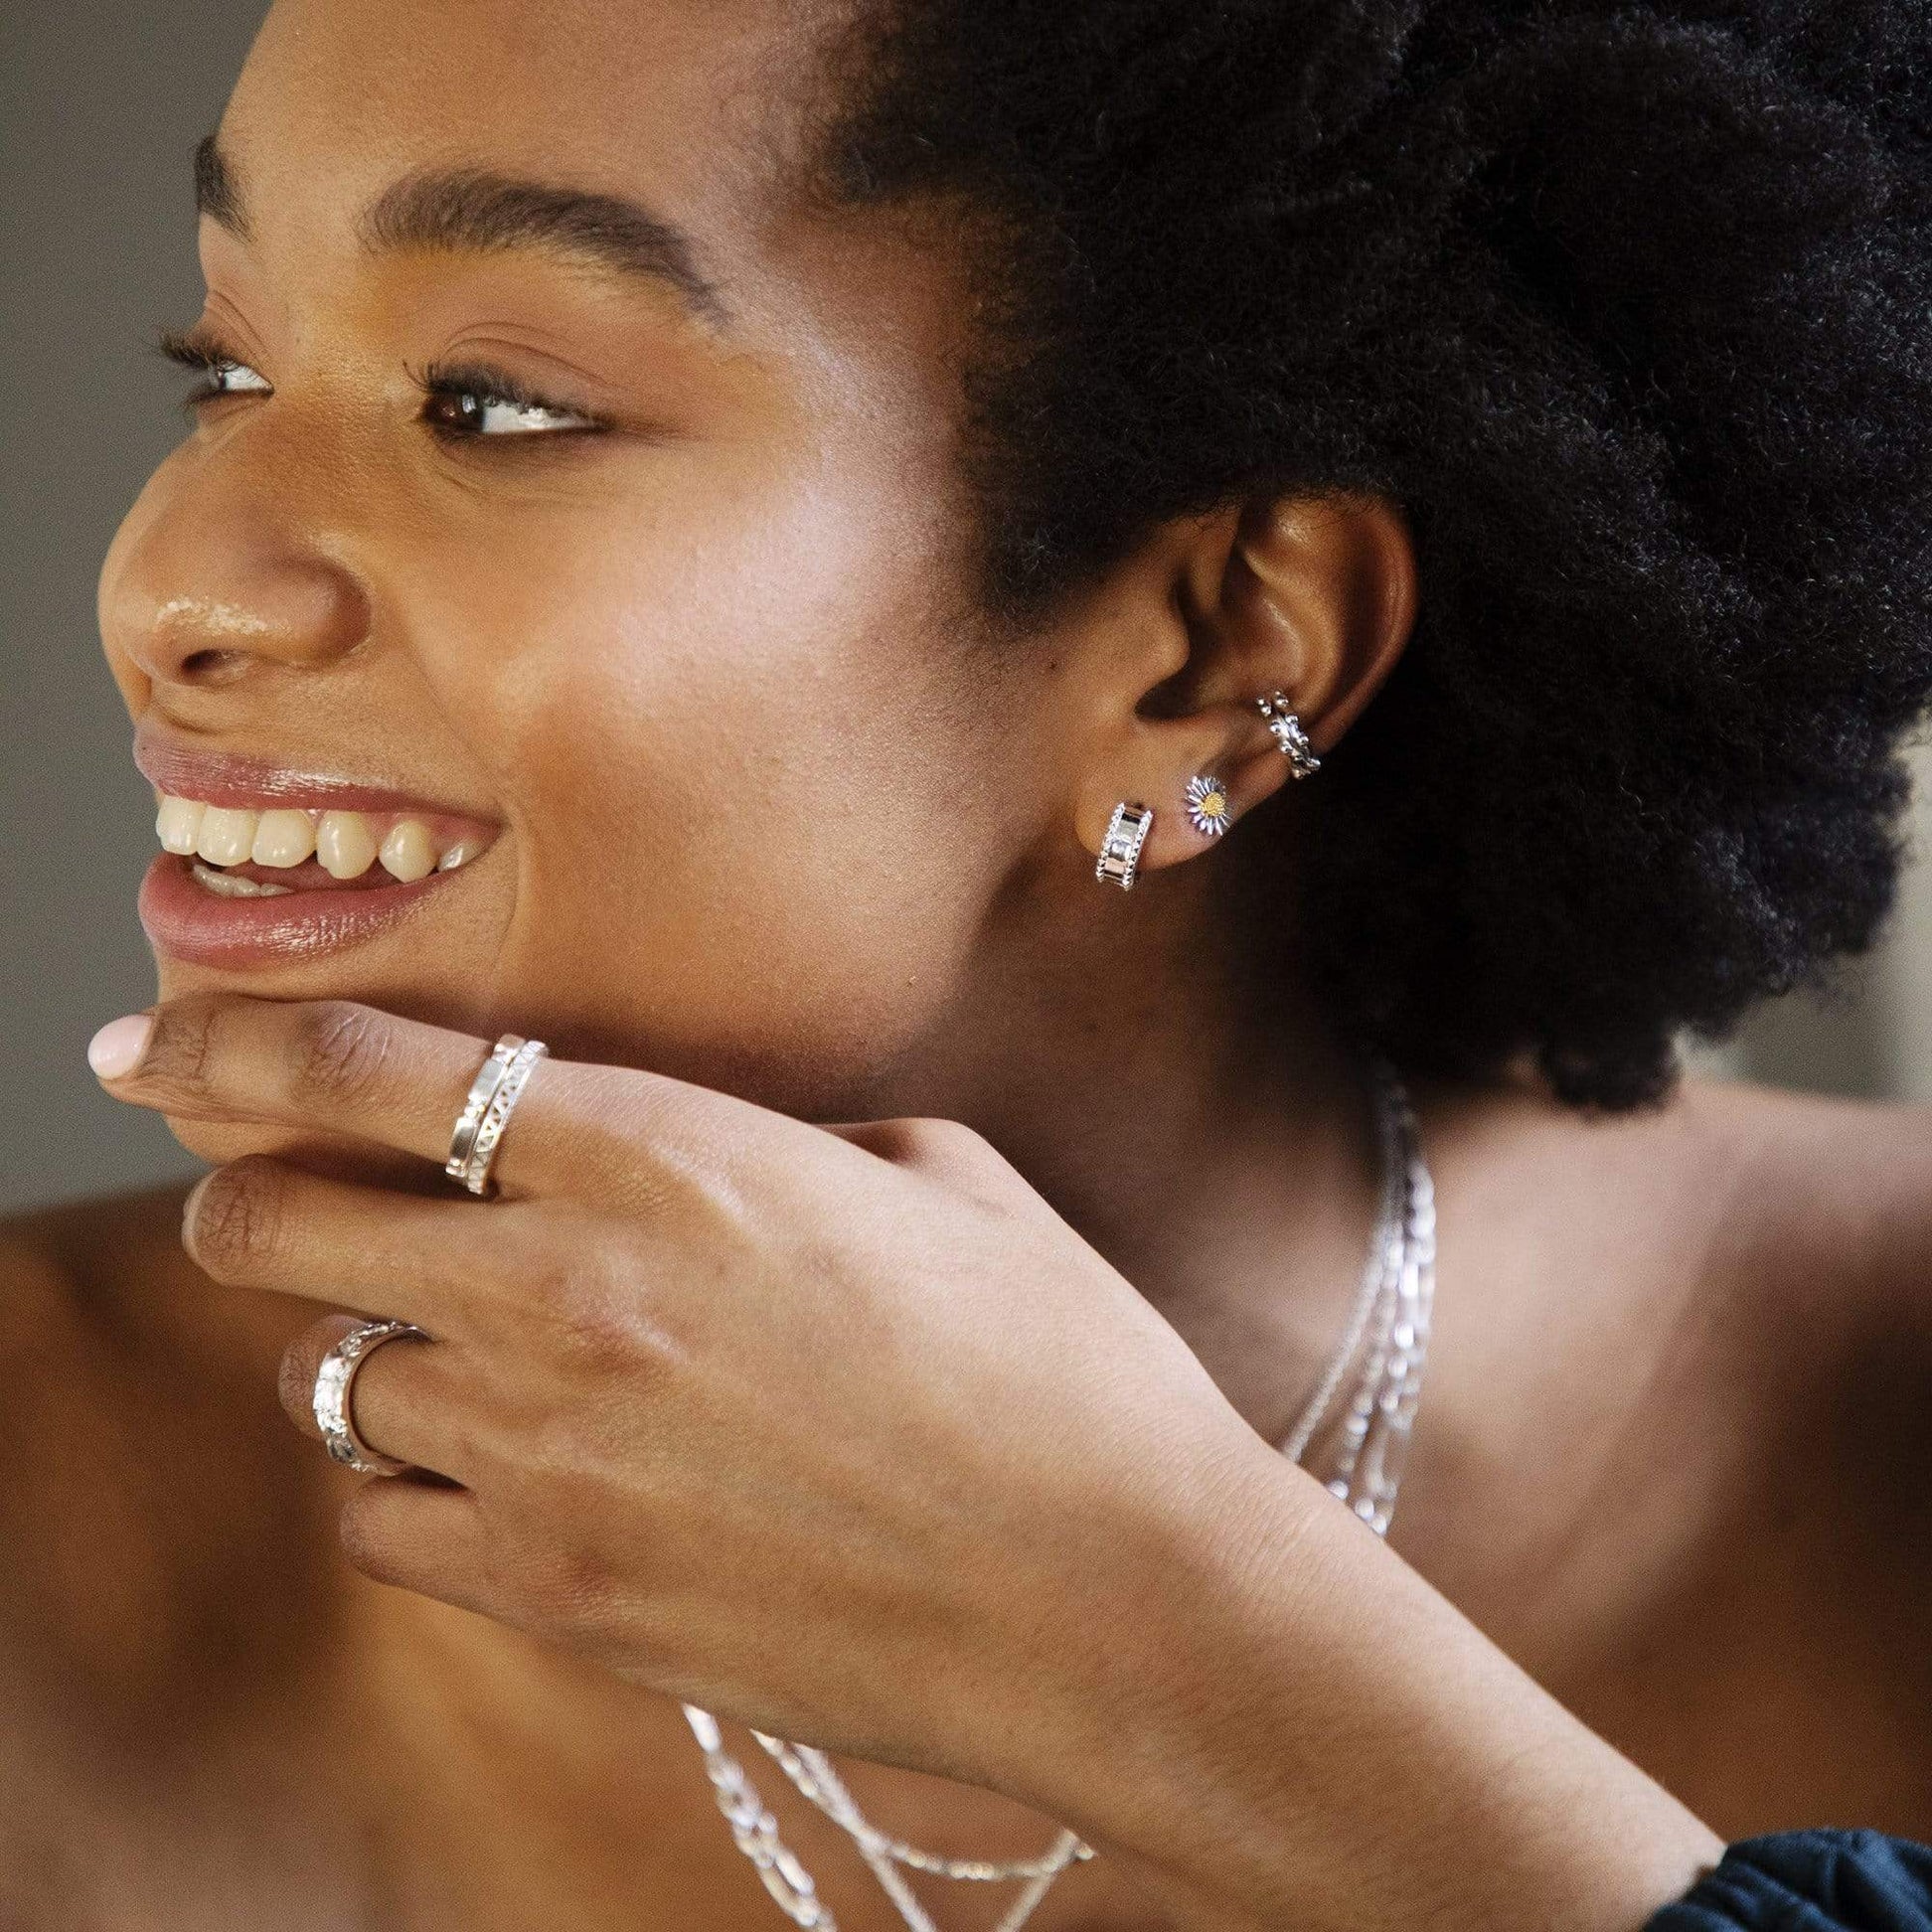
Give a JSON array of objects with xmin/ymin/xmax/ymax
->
[{"xmin": 184, "ymin": 1157, "xmax": 534, "ymax": 1332}]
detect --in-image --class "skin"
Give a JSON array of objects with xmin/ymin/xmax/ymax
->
[{"xmin": 4, "ymin": 0, "xmax": 1931, "ymax": 1924}]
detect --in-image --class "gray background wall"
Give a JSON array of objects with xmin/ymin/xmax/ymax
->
[
  {"xmin": 0, "ymin": 2, "xmax": 1924, "ymax": 1216},
  {"xmin": 2, "ymin": 2, "xmax": 271, "ymax": 1211}
]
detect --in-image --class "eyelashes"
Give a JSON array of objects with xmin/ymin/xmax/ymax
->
[
  {"xmin": 154, "ymin": 328, "xmax": 609, "ymax": 441},
  {"xmin": 406, "ymin": 359, "xmax": 605, "ymax": 438},
  {"xmin": 156, "ymin": 327, "xmax": 268, "ymax": 408}
]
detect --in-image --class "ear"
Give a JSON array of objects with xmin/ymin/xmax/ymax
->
[{"xmin": 1071, "ymin": 490, "xmax": 1416, "ymax": 876}]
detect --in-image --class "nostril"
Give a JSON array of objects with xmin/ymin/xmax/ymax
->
[{"xmin": 179, "ymin": 648, "xmax": 251, "ymax": 683}]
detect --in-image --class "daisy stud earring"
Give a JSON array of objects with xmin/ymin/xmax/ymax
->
[{"xmin": 1185, "ymin": 773, "xmax": 1232, "ymax": 838}]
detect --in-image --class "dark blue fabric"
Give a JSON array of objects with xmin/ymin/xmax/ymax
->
[{"xmin": 1648, "ymin": 1833, "xmax": 1932, "ymax": 1931}]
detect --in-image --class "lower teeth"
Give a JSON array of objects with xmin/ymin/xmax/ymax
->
[{"xmin": 190, "ymin": 860, "xmax": 295, "ymax": 899}]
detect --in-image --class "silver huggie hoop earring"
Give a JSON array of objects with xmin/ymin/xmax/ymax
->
[
  {"xmin": 1185, "ymin": 774, "xmax": 1231, "ymax": 837},
  {"xmin": 1095, "ymin": 801, "xmax": 1155, "ymax": 889},
  {"xmin": 1255, "ymin": 692, "xmax": 1322, "ymax": 778}
]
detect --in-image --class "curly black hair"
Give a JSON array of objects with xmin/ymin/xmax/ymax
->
[{"xmin": 815, "ymin": 0, "xmax": 1932, "ymax": 1108}]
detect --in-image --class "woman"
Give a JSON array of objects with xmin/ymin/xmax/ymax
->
[{"xmin": 5, "ymin": 0, "xmax": 1930, "ymax": 1924}]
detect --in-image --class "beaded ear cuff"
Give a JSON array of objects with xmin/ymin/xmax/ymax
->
[{"xmin": 1255, "ymin": 692, "xmax": 1322, "ymax": 778}]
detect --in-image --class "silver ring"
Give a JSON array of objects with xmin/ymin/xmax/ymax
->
[
  {"xmin": 312, "ymin": 1319, "xmax": 425, "ymax": 1476},
  {"xmin": 445, "ymin": 1035, "xmax": 549, "ymax": 1197}
]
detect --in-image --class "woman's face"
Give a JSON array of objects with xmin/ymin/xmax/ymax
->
[{"xmin": 99, "ymin": 0, "xmax": 1084, "ymax": 1123}]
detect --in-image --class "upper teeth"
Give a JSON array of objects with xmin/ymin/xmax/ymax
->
[{"xmin": 154, "ymin": 795, "xmax": 462, "ymax": 883}]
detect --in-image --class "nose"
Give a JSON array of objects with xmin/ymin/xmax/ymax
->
[{"xmin": 100, "ymin": 460, "xmax": 373, "ymax": 692}]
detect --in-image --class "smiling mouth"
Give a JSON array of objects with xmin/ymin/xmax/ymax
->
[
  {"xmin": 155, "ymin": 794, "xmax": 489, "ymax": 896},
  {"xmin": 132, "ymin": 739, "xmax": 502, "ymax": 968}
]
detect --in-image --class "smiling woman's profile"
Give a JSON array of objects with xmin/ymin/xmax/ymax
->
[{"xmin": 6, "ymin": 0, "xmax": 1932, "ymax": 1927}]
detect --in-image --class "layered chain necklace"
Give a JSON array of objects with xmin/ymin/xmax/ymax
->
[{"xmin": 682, "ymin": 1064, "xmax": 1435, "ymax": 1932}]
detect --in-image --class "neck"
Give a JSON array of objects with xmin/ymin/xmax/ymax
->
[{"xmin": 886, "ymin": 851, "xmax": 1390, "ymax": 1444}]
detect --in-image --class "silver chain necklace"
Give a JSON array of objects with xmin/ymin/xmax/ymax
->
[{"xmin": 683, "ymin": 1063, "xmax": 1435, "ymax": 1931}]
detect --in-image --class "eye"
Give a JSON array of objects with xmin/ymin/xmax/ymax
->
[
  {"xmin": 417, "ymin": 363, "xmax": 604, "ymax": 439},
  {"xmin": 206, "ymin": 360, "xmax": 272, "ymax": 396},
  {"xmin": 156, "ymin": 328, "xmax": 273, "ymax": 408}
]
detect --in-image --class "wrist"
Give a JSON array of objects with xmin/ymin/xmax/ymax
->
[{"xmin": 999, "ymin": 1430, "xmax": 1721, "ymax": 1931}]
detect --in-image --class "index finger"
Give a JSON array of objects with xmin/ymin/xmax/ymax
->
[
  {"xmin": 88, "ymin": 997, "xmax": 571, "ymax": 1190},
  {"xmin": 88, "ymin": 997, "xmax": 823, "ymax": 1206}
]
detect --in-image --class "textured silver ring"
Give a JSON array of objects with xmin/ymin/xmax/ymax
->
[
  {"xmin": 312, "ymin": 1319, "xmax": 425, "ymax": 1476},
  {"xmin": 446, "ymin": 1036, "xmax": 549, "ymax": 1197}
]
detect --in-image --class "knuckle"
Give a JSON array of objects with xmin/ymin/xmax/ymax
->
[
  {"xmin": 187, "ymin": 1155, "xmax": 294, "ymax": 1283},
  {"xmin": 505, "ymin": 1532, "xmax": 633, "ymax": 1654},
  {"xmin": 517, "ymin": 1228, "xmax": 656, "ymax": 1373},
  {"xmin": 551, "ymin": 1277, "xmax": 656, "ymax": 1379},
  {"xmin": 535, "ymin": 1538, "xmax": 620, "ymax": 1626},
  {"xmin": 884, "ymin": 1115, "xmax": 1009, "ymax": 1185},
  {"xmin": 285, "ymin": 1002, "xmax": 395, "ymax": 1114},
  {"xmin": 140, "ymin": 996, "xmax": 225, "ymax": 1106}
]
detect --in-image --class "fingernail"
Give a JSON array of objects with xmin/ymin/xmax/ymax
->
[
  {"xmin": 87, "ymin": 1014, "xmax": 153, "ymax": 1079},
  {"xmin": 181, "ymin": 1172, "xmax": 212, "ymax": 1227},
  {"xmin": 181, "ymin": 1172, "xmax": 212, "ymax": 1252}
]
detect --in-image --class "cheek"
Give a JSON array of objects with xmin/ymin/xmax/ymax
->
[{"xmin": 405, "ymin": 454, "xmax": 1030, "ymax": 1108}]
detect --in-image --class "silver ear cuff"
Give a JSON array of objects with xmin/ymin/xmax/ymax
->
[
  {"xmin": 1095, "ymin": 801, "xmax": 1155, "ymax": 889},
  {"xmin": 1256, "ymin": 693, "xmax": 1322, "ymax": 778}
]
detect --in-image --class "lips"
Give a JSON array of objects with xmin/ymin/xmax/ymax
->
[
  {"xmin": 132, "ymin": 732, "xmax": 501, "ymax": 969},
  {"xmin": 133, "ymin": 735, "xmax": 494, "ymax": 820},
  {"xmin": 138, "ymin": 853, "xmax": 467, "ymax": 968}
]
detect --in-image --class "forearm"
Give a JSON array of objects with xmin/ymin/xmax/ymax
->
[{"xmin": 1005, "ymin": 1435, "xmax": 1722, "ymax": 1932}]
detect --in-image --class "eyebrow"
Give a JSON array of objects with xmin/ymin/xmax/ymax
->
[
  {"xmin": 194, "ymin": 135, "xmax": 246, "ymax": 235},
  {"xmin": 192, "ymin": 136, "xmax": 727, "ymax": 327}
]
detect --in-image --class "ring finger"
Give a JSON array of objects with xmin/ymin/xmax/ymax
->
[{"xmin": 280, "ymin": 1313, "xmax": 479, "ymax": 1484}]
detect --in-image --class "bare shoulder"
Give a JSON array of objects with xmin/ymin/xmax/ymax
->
[
  {"xmin": 0, "ymin": 1186, "xmax": 334, "ymax": 1713},
  {"xmin": 0, "ymin": 1191, "xmax": 348, "ymax": 1906},
  {"xmin": 1477, "ymin": 1078, "xmax": 1932, "ymax": 1832},
  {"xmin": 1677, "ymin": 1079, "xmax": 1932, "ymax": 1657},
  {"xmin": 1676, "ymin": 1077, "xmax": 1932, "ymax": 1348}
]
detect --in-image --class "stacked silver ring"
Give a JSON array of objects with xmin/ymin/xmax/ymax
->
[
  {"xmin": 313, "ymin": 1319, "xmax": 424, "ymax": 1476},
  {"xmin": 445, "ymin": 1034, "xmax": 549, "ymax": 1196}
]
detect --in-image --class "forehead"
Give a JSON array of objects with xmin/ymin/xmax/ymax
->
[{"xmin": 223, "ymin": 0, "xmax": 833, "ymax": 279}]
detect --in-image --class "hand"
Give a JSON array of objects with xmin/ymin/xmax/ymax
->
[
  {"xmin": 90, "ymin": 994, "xmax": 1270, "ymax": 1798},
  {"xmin": 92, "ymin": 995, "xmax": 1727, "ymax": 1931}
]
